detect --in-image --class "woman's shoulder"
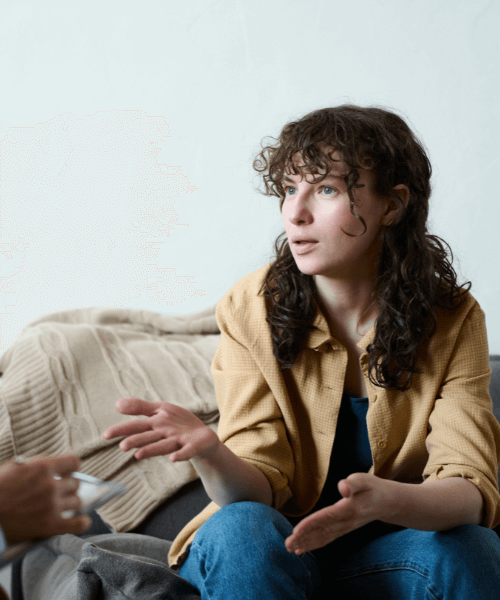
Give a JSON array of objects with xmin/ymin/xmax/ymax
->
[
  {"xmin": 217, "ymin": 262, "xmax": 272, "ymax": 312},
  {"xmin": 212, "ymin": 263, "xmax": 274, "ymax": 340},
  {"xmin": 423, "ymin": 287, "xmax": 487, "ymax": 364},
  {"xmin": 432, "ymin": 286, "xmax": 482, "ymax": 328}
]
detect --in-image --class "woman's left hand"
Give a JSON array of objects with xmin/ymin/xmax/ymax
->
[{"xmin": 285, "ymin": 472, "xmax": 392, "ymax": 555}]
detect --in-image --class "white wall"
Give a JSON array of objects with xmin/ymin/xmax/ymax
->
[{"xmin": 0, "ymin": 0, "xmax": 499, "ymax": 354}]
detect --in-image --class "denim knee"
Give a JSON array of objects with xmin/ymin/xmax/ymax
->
[
  {"xmin": 431, "ymin": 523, "xmax": 500, "ymax": 561},
  {"xmin": 181, "ymin": 501, "xmax": 322, "ymax": 599},
  {"xmin": 193, "ymin": 500, "xmax": 295, "ymax": 551}
]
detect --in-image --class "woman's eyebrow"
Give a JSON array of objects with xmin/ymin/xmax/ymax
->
[{"xmin": 282, "ymin": 174, "xmax": 345, "ymax": 183}]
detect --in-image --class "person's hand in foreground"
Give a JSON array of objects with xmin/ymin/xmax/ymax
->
[
  {"xmin": 0, "ymin": 454, "xmax": 92, "ymax": 545},
  {"xmin": 285, "ymin": 472, "xmax": 390, "ymax": 555},
  {"xmin": 103, "ymin": 397, "xmax": 220, "ymax": 462}
]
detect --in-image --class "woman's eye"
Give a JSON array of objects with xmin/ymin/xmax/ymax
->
[
  {"xmin": 283, "ymin": 185, "xmax": 338, "ymax": 196},
  {"xmin": 322, "ymin": 187, "xmax": 336, "ymax": 195}
]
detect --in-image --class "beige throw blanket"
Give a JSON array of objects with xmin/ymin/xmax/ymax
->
[{"xmin": 0, "ymin": 303, "xmax": 221, "ymax": 533}]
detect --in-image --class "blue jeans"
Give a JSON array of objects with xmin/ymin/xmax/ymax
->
[{"xmin": 179, "ymin": 501, "xmax": 500, "ymax": 599}]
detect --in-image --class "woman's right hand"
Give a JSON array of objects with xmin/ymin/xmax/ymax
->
[{"xmin": 102, "ymin": 397, "xmax": 220, "ymax": 462}]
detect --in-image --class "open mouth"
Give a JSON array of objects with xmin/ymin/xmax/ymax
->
[{"xmin": 293, "ymin": 241, "xmax": 318, "ymax": 254}]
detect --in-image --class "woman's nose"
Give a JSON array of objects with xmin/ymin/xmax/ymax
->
[{"xmin": 288, "ymin": 194, "xmax": 313, "ymax": 221}]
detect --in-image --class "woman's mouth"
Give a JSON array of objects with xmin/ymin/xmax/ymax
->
[{"xmin": 293, "ymin": 241, "xmax": 318, "ymax": 254}]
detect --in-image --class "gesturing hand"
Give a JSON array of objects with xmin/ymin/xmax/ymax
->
[
  {"xmin": 285, "ymin": 472, "xmax": 391, "ymax": 555},
  {"xmin": 103, "ymin": 397, "xmax": 220, "ymax": 462}
]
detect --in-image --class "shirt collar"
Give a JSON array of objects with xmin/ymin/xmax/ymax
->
[{"xmin": 306, "ymin": 295, "xmax": 376, "ymax": 353}]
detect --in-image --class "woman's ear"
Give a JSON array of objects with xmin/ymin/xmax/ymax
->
[
  {"xmin": 393, "ymin": 184, "xmax": 409, "ymax": 209},
  {"xmin": 381, "ymin": 184, "xmax": 410, "ymax": 226}
]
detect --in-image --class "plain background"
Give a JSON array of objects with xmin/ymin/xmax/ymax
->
[{"xmin": 0, "ymin": 0, "xmax": 498, "ymax": 356}]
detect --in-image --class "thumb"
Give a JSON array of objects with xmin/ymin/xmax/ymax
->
[
  {"xmin": 345, "ymin": 473, "xmax": 371, "ymax": 495},
  {"xmin": 59, "ymin": 514, "xmax": 93, "ymax": 535},
  {"xmin": 77, "ymin": 515, "xmax": 93, "ymax": 532},
  {"xmin": 169, "ymin": 443, "xmax": 190, "ymax": 463},
  {"xmin": 338, "ymin": 478, "xmax": 352, "ymax": 498},
  {"xmin": 170, "ymin": 439, "xmax": 202, "ymax": 463}
]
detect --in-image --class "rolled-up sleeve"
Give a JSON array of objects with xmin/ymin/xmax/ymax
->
[
  {"xmin": 422, "ymin": 301, "xmax": 500, "ymax": 529},
  {"xmin": 211, "ymin": 294, "xmax": 294, "ymax": 510}
]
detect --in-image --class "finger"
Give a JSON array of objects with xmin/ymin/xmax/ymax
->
[
  {"xmin": 114, "ymin": 397, "xmax": 163, "ymax": 416},
  {"xmin": 338, "ymin": 479, "xmax": 352, "ymax": 498},
  {"xmin": 169, "ymin": 442, "xmax": 192, "ymax": 462},
  {"xmin": 78, "ymin": 515, "xmax": 93, "ymax": 533},
  {"xmin": 285, "ymin": 535, "xmax": 297, "ymax": 551},
  {"xmin": 119, "ymin": 430, "xmax": 164, "ymax": 451},
  {"xmin": 56, "ymin": 515, "xmax": 93, "ymax": 536},
  {"xmin": 32, "ymin": 454, "xmax": 81, "ymax": 478},
  {"xmin": 54, "ymin": 456, "xmax": 81, "ymax": 478},
  {"xmin": 56, "ymin": 475, "xmax": 80, "ymax": 496},
  {"xmin": 103, "ymin": 420, "xmax": 152, "ymax": 440},
  {"xmin": 28, "ymin": 453, "xmax": 51, "ymax": 461},
  {"xmin": 26, "ymin": 454, "xmax": 56, "ymax": 478},
  {"xmin": 133, "ymin": 439, "xmax": 183, "ymax": 461},
  {"xmin": 59, "ymin": 493, "xmax": 83, "ymax": 513},
  {"xmin": 339, "ymin": 475, "xmax": 366, "ymax": 497},
  {"xmin": 287, "ymin": 523, "xmax": 311, "ymax": 547},
  {"xmin": 285, "ymin": 534, "xmax": 310, "ymax": 555}
]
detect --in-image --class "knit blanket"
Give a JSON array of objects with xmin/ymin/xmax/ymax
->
[{"xmin": 0, "ymin": 303, "xmax": 221, "ymax": 533}]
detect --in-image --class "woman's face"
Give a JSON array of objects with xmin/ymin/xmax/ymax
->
[{"xmin": 281, "ymin": 152, "xmax": 391, "ymax": 281}]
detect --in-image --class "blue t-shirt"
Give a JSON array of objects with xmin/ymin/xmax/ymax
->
[
  {"xmin": 0, "ymin": 525, "xmax": 7, "ymax": 553},
  {"xmin": 287, "ymin": 391, "xmax": 372, "ymax": 526},
  {"xmin": 286, "ymin": 391, "xmax": 405, "ymax": 567}
]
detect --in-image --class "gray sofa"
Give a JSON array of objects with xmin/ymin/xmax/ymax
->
[
  {"xmin": 490, "ymin": 356, "xmax": 500, "ymax": 485},
  {"xmin": 9, "ymin": 355, "xmax": 500, "ymax": 599}
]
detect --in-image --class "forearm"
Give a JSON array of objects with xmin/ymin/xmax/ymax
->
[
  {"xmin": 380, "ymin": 476, "xmax": 485, "ymax": 531},
  {"xmin": 190, "ymin": 441, "xmax": 273, "ymax": 508}
]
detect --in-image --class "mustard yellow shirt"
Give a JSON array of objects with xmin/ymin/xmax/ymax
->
[{"xmin": 168, "ymin": 263, "xmax": 500, "ymax": 569}]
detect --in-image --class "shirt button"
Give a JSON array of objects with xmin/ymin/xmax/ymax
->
[{"xmin": 378, "ymin": 440, "xmax": 387, "ymax": 449}]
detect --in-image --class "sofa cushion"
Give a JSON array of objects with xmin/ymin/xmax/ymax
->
[{"xmin": 490, "ymin": 355, "xmax": 500, "ymax": 424}]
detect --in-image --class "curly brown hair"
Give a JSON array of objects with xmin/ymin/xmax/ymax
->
[{"xmin": 252, "ymin": 104, "xmax": 471, "ymax": 391}]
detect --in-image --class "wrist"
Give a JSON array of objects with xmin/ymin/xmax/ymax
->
[
  {"xmin": 192, "ymin": 427, "xmax": 222, "ymax": 463},
  {"xmin": 387, "ymin": 479, "xmax": 411, "ymax": 522},
  {"xmin": 375, "ymin": 477, "xmax": 404, "ymax": 523},
  {"xmin": 190, "ymin": 441, "xmax": 273, "ymax": 507}
]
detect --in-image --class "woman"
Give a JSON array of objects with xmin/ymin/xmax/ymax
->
[{"xmin": 103, "ymin": 105, "xmax": 500, "ymax": 599}]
